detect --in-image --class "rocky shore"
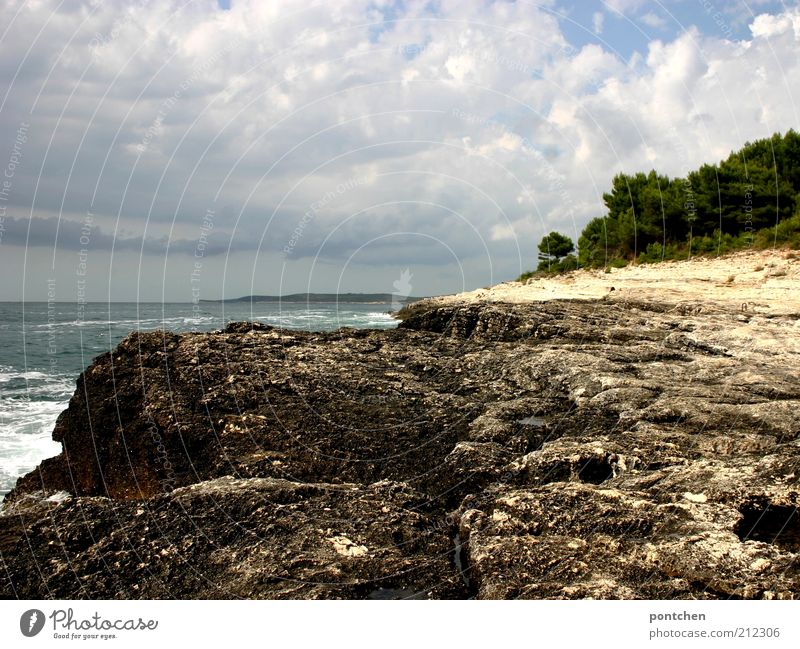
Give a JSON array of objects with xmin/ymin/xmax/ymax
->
[{"xmin": 2, "ymin": 252, "xmax": 799, "ymax": 599}]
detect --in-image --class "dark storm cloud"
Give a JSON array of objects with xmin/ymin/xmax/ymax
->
[{"xmin": 0, "ymin": 215, "xmax": 232, "ymax": 256}]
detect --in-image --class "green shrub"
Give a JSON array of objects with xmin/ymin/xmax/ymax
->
[
  {"xmin": 639, "ymin": 242, "xmax": 664, "ymax": 264},
  {"xmin": 538, "ymin": 231, "xmax": 575, "ymax": 259},
  {"xmin": 769, "ymin": 214, "xmax": 800, "ymax": 246},
  {"xmin": 558, "ymin": 254, "xmax": 579, "ymax": 272}
]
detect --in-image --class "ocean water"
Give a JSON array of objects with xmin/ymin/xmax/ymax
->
[{"xmin": 0, "ymin": 301, "xmax": 398, "ymax": 497}]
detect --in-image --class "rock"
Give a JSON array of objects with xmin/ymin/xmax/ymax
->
[
  {"xmin": 1, "ymin": 477, "xmax": 464, "ymax": 599},
  {"xmin": 456, "ymin": 483, "xmax": 799, "ymax": 599},
  {"xmin": 2, "ymin": 297, "xmax": 799, "ymax": 599}
]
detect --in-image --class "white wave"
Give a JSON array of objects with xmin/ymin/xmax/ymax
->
[
  {"xmin": 0, "ymin": 425, "xmax": 62, "ymax": 497},
  {"xmin": 45, "ymin": 491, "xmax": 71, "ymax": 503},
  {"xmin": 33, "ymin": 316, "xmax": 206, "ymax": 329},
  {"xmin": 0, "ymin": 369, "xmax": 74, "ymax": 396},
  {"xmin": 0, "ymin": 369, "xmax": 52, "ymax": 383},
  {"xmin": 0, "ymin": 397, "xmax": 65, "ymax": 491},
  {"xmin": 0, "ymin": 368, "xmax": 70, "ymax": 496}
]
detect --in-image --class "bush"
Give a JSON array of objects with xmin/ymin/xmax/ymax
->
[
  {"xmin": 538, "ymin": 231, "xmax": 575, "ymax": 259},
  {"xmin": 639, "ymin": 242, "xmax": 664, "ymax": 264},
  {"xmin": 692, "ymin": 235, "xmax": 717, "ymax": 255},
  {"xmin": 767, "ymin": 214, "xmax": 800, "ymax": 247},
  {"xmin": 558, "ymin": 254, "xmax": 578, "ymax": 272}
]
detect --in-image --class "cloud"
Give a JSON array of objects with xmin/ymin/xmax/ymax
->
[
  {"xmin": 750, "ymin": 10, "xmax": 800, "ymax": 38},
  {"xmin": 640, "ymin": 12, "xmax": 667, "ymax": 30},
  {"xmin": 603, "ymin": 0, "xmax": 648, "ymax": 16},
  {"xmin": 1, "ymin": 0, "xmax": 799, "ymax": 298},
  {"xmin": 0, "ymin": 215, "xmax": 230, "ymax": 256},
  {"xmin": 592, "ymin": 11, "xmax": 605, "ymax": 35}
]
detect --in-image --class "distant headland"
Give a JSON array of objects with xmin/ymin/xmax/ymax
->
[{"xmin": 201, "ymin": 293, "xmax": 426, "ymax": 305}]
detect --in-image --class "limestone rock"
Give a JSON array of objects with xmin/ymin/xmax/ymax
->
[{"xmin": 2, "ymin": 298, "xmax": 798, "ymax": 599}]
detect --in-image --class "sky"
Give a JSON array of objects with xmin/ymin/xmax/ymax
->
[{"xmin": 0, "ymin": 0, "xmax": 798, "ymax": 301}]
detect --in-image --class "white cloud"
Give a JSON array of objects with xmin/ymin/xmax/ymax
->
[
  {"xmin": 1, "ymin": 0, "xmax": 799, "ymax": 299},
  {"xmin": 592, "ymin": 11, "xmax": 605, "ymax": 35},
  {"xmin": 444, "ymin": 54, "xmax": 476, "ymax": 82},
  {"xmin": 750, "ymin": 10, "xmax": 800, "ymax": 38},
  {"xmin": 640, "ymin": 12, "xmax": 667, "ymax": 30},
  {"xmin": 603, "ymin": 0, "xmax": 648, "ymax": 16},
  {"xmin": 490, "ymin": 222, "xmax": 516, "ymax": 241}
]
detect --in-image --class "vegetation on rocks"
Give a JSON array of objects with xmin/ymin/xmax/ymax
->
[{"xmin": 520, "ymin": 131, "xmax": 800, "ymax": 280}]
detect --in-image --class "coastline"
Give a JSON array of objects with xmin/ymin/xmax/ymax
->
[
  {"xmin": 402, "ymin": 249, "xmax": 800, "ymax": 316},
  {"xmin": 1, "ymin": 250, "xmax": 799, "ymax": 599}
]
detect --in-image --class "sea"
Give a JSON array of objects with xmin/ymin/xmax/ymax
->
[{"xmin": 0, "ymin": 301, "xmax": 399, "ymax": 498}]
